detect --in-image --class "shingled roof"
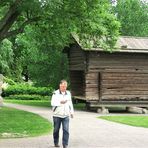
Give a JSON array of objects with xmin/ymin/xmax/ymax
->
[
  {"xmin": 73, "ymin": 35, "xmax": 148, "ymax": 53},
  {"xmin": 116, "ymin": 36, "xmax": 148, "ymax": 53}
]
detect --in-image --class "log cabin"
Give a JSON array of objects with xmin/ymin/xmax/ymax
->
[{"xmin": 65, "ymin": 36, "xmax": 148, "ymax": 111}]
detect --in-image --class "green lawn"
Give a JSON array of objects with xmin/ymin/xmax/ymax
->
[
  {"xmin": 0, "ymin": 107, "xmax": 52, "ymax": 138},
  {"xmin": 4, "ymin": 99, "xmax": 86, "ymax": 110},
  {"xmin": 4, "ymin": 99, "xmax": 50, "ymax": 107},
  {"xmin": 3, "ymin": 100, "xmax": 148, "ymax": 129},
  {"xmin": 99, "ymin": 115, "xmax": 148, "ymax": 128}
]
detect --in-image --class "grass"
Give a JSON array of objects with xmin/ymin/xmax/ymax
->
[
  {"xmin": 99, "ymin": 115, "xmax": 148, "ymax": 128},
  {"xmin": 4, "ymin": 99, "xmax": 50, "ymax": 107},
  {"xmin": 0, "ymin": 107, "xmax": 52, "ymax": 138},
  {"xmin": 2, "ymin": 99, "xmax": 85, "ymax": 138},
  {"xmin": 4, "ymin": 99, "xmax": 86, "ymax": 110},
  {"xmin": 4, "ymin": 100, "xmax": 148, "ymax": 130}
]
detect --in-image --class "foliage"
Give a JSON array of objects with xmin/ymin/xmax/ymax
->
[
  {"xmin": 0, "ymin": 39, "xmax": 13, "ymax": 75},
  {"xmin": 114, "ymin": 0, "xmax": 148, "ymax": 36},
  {"xmin": 3, "ymin": 76, "xmax": 16, "ymax": 85},
  {"xmin": 0, "ymin": 107, "xmax": 52, "ymax": 138},
  {"xmin": 4, "ymin": 94, "xmax": 50, "ymax": 100},
  {"xmin": 16, "ymin": 26, "xmax": 69, "ymax": 87},
  {"xmin": 0, "ymin": 0, "xmax": 120, "ymax": 86},
  {"xmin": 0, "ymin": 0, "xmax": 120, "ymax": 48},
  {"xmin": 2, "ymin": 84, "xmax": 53, "ymax": 97}
]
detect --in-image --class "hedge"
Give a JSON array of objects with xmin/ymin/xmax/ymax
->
[
  {"xmin": 3, "ymin": 77, "xmax": 16, "ymax": 85},
  {"xmin": 2, "ymin": 84, "xmax": 53, "ymax": 97},
  {"xmin": 4, "ymin": 95, "xmax": 50, "ymax": 100}
]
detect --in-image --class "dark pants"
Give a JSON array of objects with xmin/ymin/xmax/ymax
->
[{"xmin": 53, "ymin": 116, "xmax": 69, "ymax": 147}]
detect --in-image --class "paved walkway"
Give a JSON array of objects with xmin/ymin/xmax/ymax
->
[{"xmin": 1, "ymin": 103, "xmax": 148, "ymax": 148}]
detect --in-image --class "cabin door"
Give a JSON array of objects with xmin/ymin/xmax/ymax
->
[{"xmin": 70, "ymin": 70, "xmax": 85, "ymax": 97}]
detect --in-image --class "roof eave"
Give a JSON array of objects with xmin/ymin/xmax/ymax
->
[{"xmin": 82, "ymin": 47, "xmax": 148, "ymax": 53}]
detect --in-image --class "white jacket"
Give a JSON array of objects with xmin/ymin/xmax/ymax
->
[{"xmin": 51, "ymin": 89, "xmax": 74, "ymax": 118}]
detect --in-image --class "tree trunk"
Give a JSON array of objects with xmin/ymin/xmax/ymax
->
[
  {"xmin": 0, "ymin": 0, "xmax": 21, "ymax": 41},
  {"xmin": 23, "ymin": 66, "xmax": 29, "ymax": 82}
]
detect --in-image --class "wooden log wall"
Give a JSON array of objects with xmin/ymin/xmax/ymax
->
[
  {"xmin": 85, "ymin": 72, "xmax": 99, "ymax": 100},
  {"xmin": 88, "ymin": 52, "xmax": 148, "ymax": 73},
  {"xmin": 87, "ymin": 52, "xmax": 148, "ymax": 101},
  {"xmin": 67, "ymin": 44, "xmax": 148, "ymax": 102},
  {"xmin": 101, "ymin": 72, "xmax": 148, "ymax": 101},
  {"xmin": 68, "ymin": 44, "xmax": 86, "ymax": 71}
]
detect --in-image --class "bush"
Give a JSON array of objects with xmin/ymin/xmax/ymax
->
[
  {"xmin": 4, "ymin": 95, "xmax": 50, "ymax": 100},
  {"xmin": 3, "ymin": 77, "xmax": 16, "ymax": 85},
  {"xmin": 2, "ymin": 84, "xmax": 53, "ymax": 97}
]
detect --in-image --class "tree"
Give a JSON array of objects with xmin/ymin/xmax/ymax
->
[
  {"xmin": 0, "ymin": 0, "xmax": 120, "ymax": 86},
  {"xmin": 0, "ymin": 0, "xmax": 41, "ymax": 41},
  {"xmin": 9, "ymin": 25, "xmax": 69, "ymax": 87},
  {"xmin": 0, "ymin": 39, "xmax": 13, "ymax": 75},
  {"xmin": 0, "ymin": 0, "xmax": 120, "ymax": 49},
  {"xmin": 114, "ymin": 0, "xmax": 148, "ymax": 36}
]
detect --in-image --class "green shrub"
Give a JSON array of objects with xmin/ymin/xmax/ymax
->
[
  {"xmin": 2, "ymin": 84, "xmax": 53, "ymax": 97},
  {"xmin": 3, "ymin": 77, "xmax": 16, "ymax": 85},
  {"xmin": 4, "ymin": 95, "xmax": 50, "ymax": 100}
]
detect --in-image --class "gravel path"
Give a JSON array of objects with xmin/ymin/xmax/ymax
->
[{"xmin": 1, "ymin": 103, "xmax": 148, "ymax": 148}]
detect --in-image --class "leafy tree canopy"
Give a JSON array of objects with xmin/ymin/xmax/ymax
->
[
  {"xmin": 114, "ymin": 0, "xmax": 148, "ymax": 37},
  {"xmin": 0, "ymin": 39, "xmax": 13, "ymax": 75},
  {"xmin": 0, "ymin": 0, "xmax": 120, "ymax": 87},
  {"xmin": 0, "ymin": 0, "xmax": 120, "ymax": 50}
]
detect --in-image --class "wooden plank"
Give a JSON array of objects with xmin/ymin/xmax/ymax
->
[
  {"xmin": 89, "ymin": 67, "xmax": 148, "ymax": 72},
  {"xmin": 89, "ymin": 53, "xmax": 148, "ymax": 60},
  {"xmin": 89, "ymin": 68, "xmax": 148, "ymax": 73},
  {"xmin": 102, "ymin": 77, "xmax": 148, "ymax": 80},
  {"xmin": 102, "ymin": 85, "xmax": 148, "ymax": 90},
  {"xmin": 69, "ymin": 61, "xmax": 85, "ymax": 65},
  {"xmin": 73, "ymin": 96, "xmax": 86, "ymax": 100},
  {"xmin": 86, "ymin": 94, "xmax": 99, "ymax": 99},
  {"xmin": 102, "ymin": 72, "xmax": 148, "ymax": 76},
  {"xmin": 102, "ymin": 90, "xmax": 148, "ymax": 95},
  {"xmin": 102, "ymin": 79, "xmax": 148, "ymax": 84},
  {"xmin": 85, "ymin": 84, "xmax": 98, "ymax": 88},
  {"xmin": 69, "ymin": 63, "xmax": 85, "ymax": 67},
  {"xmin": 86, "ymin": 80, "xmax": 98, "ymax": 84},
  {"xmin": 89, "ymin": 57, "xmax": 148, "ymax": 62},
  {"xmin": 69, "ymin": 65, "xmax": 85, "ymax": 70},
  {"xmin": 86, "ymin": 98, "xmax": 98, "ymax": 100},
  {"xmin": 89, "ymin": 61, "xmax": 148, "ymax": 66},
  {"xmin": 85, "ymin": 89, "xmax": 98, "ymax": 93},
  {"xmin": 101, "ymin": 95, "xmax": 148, "ymax": 100},
  {"xmin": 89, "ymin": 65, "xmax": 148, "ymax": 70},
  {"xmin": 85, "ymin": 92, "xmax": 98, "ymax": 95},
  {"xmin": 85, "ymin": 73, "xmax": 98, "ymax": 77}
]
